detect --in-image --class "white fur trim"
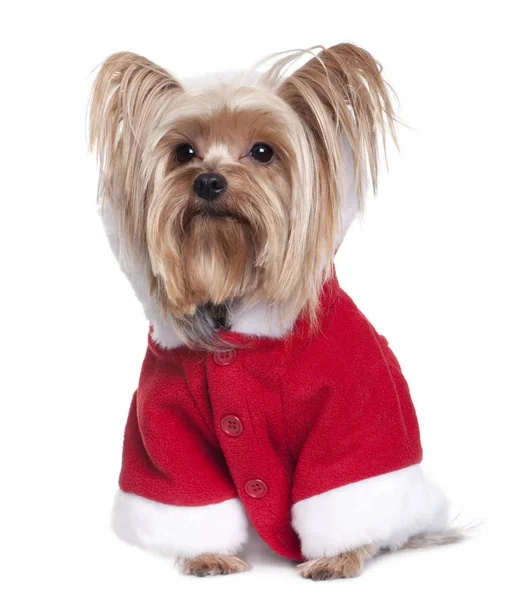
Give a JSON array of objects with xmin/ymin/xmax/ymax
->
[
  {"xmin": 150, "ymin": 319, "xmax": 183, "ymax": 349},
  {"xmin": 100, "ymin": 204, "xmax": 183, "ymax": 349},
  {"xmin": 183, "ymin": 69, "xmax": 262, "ymax": 91},
  {"xmin": 292, "ymin": 465, "xmax": 449, "ymax": 559},
  {"xmin": 112, "ymin": 492, "xmax": 249, "ymax": 558},
  {"xmin": 335, "ymin": 140, "xmax": 360, "ymax": 249},
  {"xmin": 229, "ymin": 301, "xmax": 295, "ymax": 338}
]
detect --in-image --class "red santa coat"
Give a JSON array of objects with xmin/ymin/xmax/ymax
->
[{"xmin": 116, "ymin": 276, "xmax": 431, "ymax": 561}]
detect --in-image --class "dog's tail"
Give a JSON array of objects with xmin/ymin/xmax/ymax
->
[{"xmin": 401, "ymin": 520, "xmax": 479, "ymax": 550}]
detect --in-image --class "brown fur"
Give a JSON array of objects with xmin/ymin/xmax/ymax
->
[
  {"xmin": 298, "ymin": 545, "xmax": 376, "ymax": 581},
  {"xmin": 182, "ymin": 553, "xmax": 250, "ymax": 577},
  {"xmin": 89, "ymin": 44, "xmax": 396, "ymax": 348},
  {"xmin": 298, "ymin": 527, "xmax": 471, "ymax": 580},
  {"xmin": 402, "ymin": 525, "xmax": 473, "ymax": 549}
]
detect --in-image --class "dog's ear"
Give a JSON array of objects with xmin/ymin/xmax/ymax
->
[
  {"xmin": 89, "ymin": 52, "xmax": 183, "ymax": 249},
  {"xmin": 273, "ymin": 43, "xmax": 397, "ymax": 204}
]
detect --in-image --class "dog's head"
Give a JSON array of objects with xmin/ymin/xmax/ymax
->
[{"xmin": 90, "ymin": 44, "xmax": 396, "ymax": 347}]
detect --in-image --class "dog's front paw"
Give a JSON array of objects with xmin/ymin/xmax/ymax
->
[
  {"xmin": 298, "ymin": 545, "xmax": 375, "ymax": 581},
  {"xmin": 182, "ymin": 554, "xmax": 251, "ymax": 577}
]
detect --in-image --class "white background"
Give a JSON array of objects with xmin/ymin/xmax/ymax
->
[{"xmin": 2, "ymin": 1, "xmax": 523, "ymax": 598}]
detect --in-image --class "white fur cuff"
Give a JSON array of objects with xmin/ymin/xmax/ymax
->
[
  {"xmin": 112, "ymin": 491, "xmax": 249, "ymax": 558},
  {"xmin": 292, "ymin": 465, "xmax": 449, "ymax": 559}
]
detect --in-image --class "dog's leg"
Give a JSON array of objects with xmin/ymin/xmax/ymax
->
[
  {"xmin": 182, "ymin": 553, "xmax": 251, "ymax": 577},
  {"xmin": 298, "ymin": 545, "xmax": 376, "ymax": 581}
]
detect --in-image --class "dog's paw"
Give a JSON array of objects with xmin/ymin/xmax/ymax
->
[
  {"xmin": 181, "ymin": 553, "xmax": 251, "ymax": 577},
  {"xmin": 297, "ymin": 545, "xmax": 375, "ymax": 581}
]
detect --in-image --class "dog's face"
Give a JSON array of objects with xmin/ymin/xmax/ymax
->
[
  {"xmin": 90, "ymin": 45, "xmax": 395, "ymax": 346},
  {"xmin": 147, "ymin": 85, "xmax": 305, "ymax": 318}
]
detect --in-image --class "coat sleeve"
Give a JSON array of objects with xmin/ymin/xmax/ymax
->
[
  {"xmin": 112, "ymin": 343, "xmax": 249, "ymax": 558},
  {"xmin": 288, "ymin": 300, "xmax": 449, "ymax": 558}
]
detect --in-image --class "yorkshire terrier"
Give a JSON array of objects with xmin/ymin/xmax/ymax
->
[{"xmin": 89, "ymin": 43, "xmax": 462, "ymax": 580}]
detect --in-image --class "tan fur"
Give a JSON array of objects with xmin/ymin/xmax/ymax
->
[
  {"xmin": 145, "ymin": 106, "xmax": 294, "ymax": 318},
  {"xmin": 181, "ymin": 553, "xmax": 251, "ymax": 577},
  {"xmin": 403, "ymin": 524, "xmax": 474, "ymax": 549},
  {"xmin": 89, "ymin": 44, "xmax": 396, "ymax": 348},
  {"xmin": 298, "ymin": 528, "xmax": 471, "ymax": 580},
  {"xmin": 298, "ymin": 545, "xmax": 376, "ymax": 580}
]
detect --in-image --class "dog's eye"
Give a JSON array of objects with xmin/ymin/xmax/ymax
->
[
  {"xmin": 175, "ymin": 143, "xmax": 195, "ymax": 164},
  {"xmin": 250, "ymin": 143, "xmax": 274, "ymax": 164}
]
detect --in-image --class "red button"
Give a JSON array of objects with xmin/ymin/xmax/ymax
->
[
  {"xmin": 221, "ymin": 415, "xmax": 243, "ymax": 437},
  {"xmin": 245, "ymin": 479, "xmax": 268, "ymax": 499},
  {"xmin": 213, "ymin": 349, "xmax": 236, "ymax": 366}
]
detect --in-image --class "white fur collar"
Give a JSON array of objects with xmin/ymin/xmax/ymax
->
[{"xmin": 150, "ymin": 301, "xmax": 295, "ymax": 349}]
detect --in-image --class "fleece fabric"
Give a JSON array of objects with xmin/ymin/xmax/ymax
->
[{"xmin": 118, "ymin": 275, "xmax": 423, "ymax": 561}]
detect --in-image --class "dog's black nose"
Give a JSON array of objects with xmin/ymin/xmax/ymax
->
[{"xmin": 193, "ymin": 173, "xmax": 227, "ymax": 201}]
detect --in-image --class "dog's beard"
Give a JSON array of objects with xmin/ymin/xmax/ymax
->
[
  {"xmin": 148, "ymin": 198, "xmax": 268, "ymax": 319},
  {"xmin": 184, "ymin": 214, "xmax": 258, "ymax": 310}
]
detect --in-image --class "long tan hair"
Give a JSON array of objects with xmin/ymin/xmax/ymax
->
[{"xmin": 89, "ymin": 44, "xmax": 397, "ymax": 348}]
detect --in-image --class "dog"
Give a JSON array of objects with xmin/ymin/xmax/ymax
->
[{"xmin": 89, "ymin": 43, "xmax": 462, "ymax": 579}]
